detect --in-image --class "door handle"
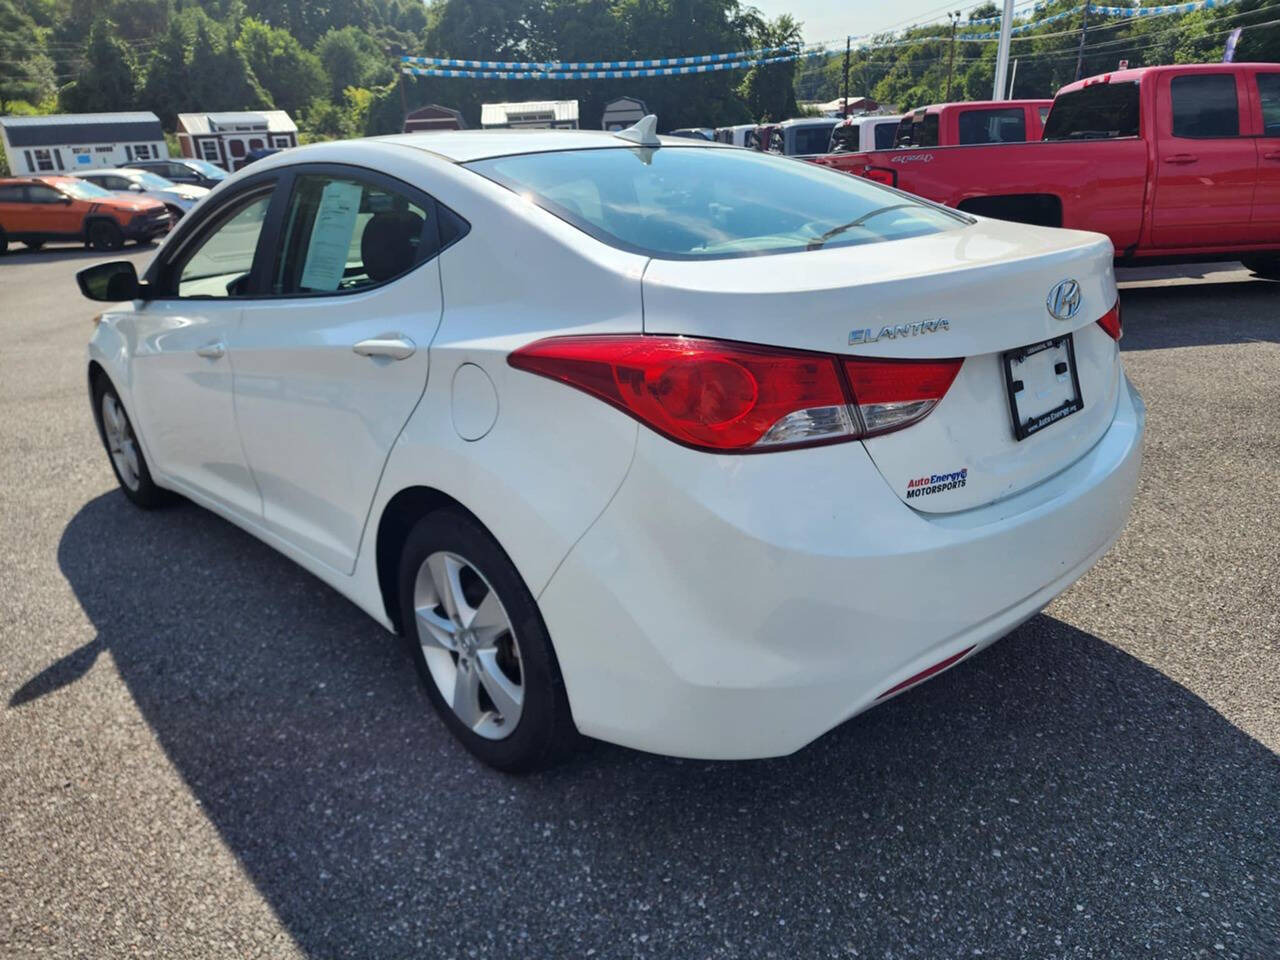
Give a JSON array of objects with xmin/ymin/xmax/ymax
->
[
  {"xmin": 1263, "ymin": 151, "xmax": 1280, "ymax": 161},
  {"xmin": 1163, "ymin": 153, "xmax": 1198, "ymax": 165},
  {"xmin": 353, "ymin": 334, "xmax": 416, "ymax": 361},
  {"xmin": 195, "ymin": 340, "xmax": 225, "ymax": 359}
]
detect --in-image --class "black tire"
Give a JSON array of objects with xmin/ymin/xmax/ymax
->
[
  {"xmin": 90, "ymin": 375, "xmax": 169, "ymax": 509},
  {"xmin": 0, "ymin": 228, "xmax": 7, "ymax": 255},
  {"xmin": 88, "ymin": 220, "xmax": 124, "ymax": 252},
  {"xmin": 397, "ymin": 508, "xmax": 577, "ymax": 772},
  {"xmin": 1241, "ymin": 255, "xmax": 1280, "ymax": 280},
  {"xmin": 22, "ymin": 239, "xmax": 43, "ymax": 251}
]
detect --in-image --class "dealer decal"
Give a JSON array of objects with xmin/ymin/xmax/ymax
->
[{"xmin": 905, "ymin": 467, "xmax": 968, "ymax": 499}]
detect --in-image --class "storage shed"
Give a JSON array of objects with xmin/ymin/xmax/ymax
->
[
  {"xmin": 175, "ymin": 110, "xmax": 297, "ymax": 172},
  {"xmin": 480, "ymin": 101, "xmax": 578, "ymax": 130},
  {"xmin": 601, "ymin": 97, "xmax": 647, "ymax": 131},
  {"xmin": 403, "ymin": 104, "xmax": 466, "ymax": 132},
  {"xmin": 0, "ymin": 112, "xmax": 166, "ymax": 175}
]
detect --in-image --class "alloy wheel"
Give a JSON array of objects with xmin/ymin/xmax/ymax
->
[
  {"xmin": 101, "ymin": 393, "xmax": 141, "ymax": 491},
  {"xmin": 413, "ymin": 551, "xmax": 525, "ymax": 740}
]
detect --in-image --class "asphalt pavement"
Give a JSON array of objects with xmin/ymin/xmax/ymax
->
[{"xmin": 1, "ymin": 245, "xmax": 1277, "ymax": 959}]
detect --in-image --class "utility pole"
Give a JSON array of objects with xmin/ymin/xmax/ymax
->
[
  {"xmin": 842, "ymin": 35, "xmax": 851, "ymax": 118},
  {"xmin": 945, "ymin": 10, "xmax": 961, "ymax": 102},
  {"xmin": 1074, "ymin": 2, "xmax": 1091, "ymax": 81},
  {"xmin": 992, "ymin": 0, "xmax": 1015, "ymax": 101},
  {"xmin": 1008, "ymin": 57, "xmax": 1019, "ymax": 98}
]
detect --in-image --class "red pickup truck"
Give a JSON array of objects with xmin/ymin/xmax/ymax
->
[
  {"xmin": 810, "ymin": 63, "xmax": 1280, "ymax": 274},
  {"xmin": 890, "ymin": 99, "xmax": 1052, "ymax": 148}
]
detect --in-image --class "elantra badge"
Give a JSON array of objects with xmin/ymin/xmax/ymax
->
[
  {"xmin": 1047, "ymin": 279, "xmax": 1082, "ymax": 321},
  {"xmin": 849, "ymin": 318, "xmax": 949, "ymax": 345}
]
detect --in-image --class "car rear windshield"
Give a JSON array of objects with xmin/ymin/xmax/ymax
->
[
  {"xmin": 466, "ymin": 146, "xmax": 964, "ymax": 259},
  {"xmin": 1042, "ymin": 81, "xmax": 1140, "ymax": 140}
]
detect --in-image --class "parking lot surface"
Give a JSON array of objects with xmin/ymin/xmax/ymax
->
[{"xmin": 1, "ymin": 246, "xmax": 1277, "ymax": 958}]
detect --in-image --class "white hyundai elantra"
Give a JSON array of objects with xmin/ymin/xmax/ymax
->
[{"xmin": 77, "ymin": 119, "xmax": 1144, "ymax": 771}]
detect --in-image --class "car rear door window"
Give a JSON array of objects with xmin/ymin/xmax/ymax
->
[
  {"xmin": 1171, "ymin": 74, "xmax": 1239, "ymax": 138},
  {"xmin": 271, "ymin": 173, "xmax": 439, "ymax": 295},
  {"xmin": 0, "ymin": 184, "xmax": 25, "ymax": 203},
  {"xmin": 1257, "ymin": 73, "xmax": 1280, "ymax": 136},
  {"xmin": 27, "ymin": 184, "xmax": 64, "ymax": 204},
  {"xmin": 958, "ymin": 108, "xmax": 1026, "ymax": 144}
]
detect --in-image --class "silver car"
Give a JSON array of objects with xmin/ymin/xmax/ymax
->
[{"xmin": 72, "ymin": 168, "xmax": 210, "ymax": 219}]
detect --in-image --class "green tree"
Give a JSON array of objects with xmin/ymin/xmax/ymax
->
[
  {"xmin": 139, "ymin": 20, "xmax": 190, "ymax": 127},
  {"xmin": 738, "ymin": 13, "xmax": 802, "ymax": 121},
  {"xmin": 315, "ymin": 25, "xmax": 394, "ymax": 101},
  {"xmin": 60, "ymin": 18, "xmax": 138, "ymax": 112},
  {"xmin": 0, "ymin": 0, "xmax": 56, "ymax": 111},
  {"xmin": 237, "ymin": 17, "xmax": 326, "ymax": 116}
]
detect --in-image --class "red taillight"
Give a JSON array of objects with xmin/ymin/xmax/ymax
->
[
  {"xmin": 508, "ymin": 335, "xmax": 962, "ymax": 453},
  {"xmin": 864, "ymin": 167, "xmax": 896, "ymax": 187},
  {"xmin": 1096, "ymin": 301, "xmax": 1122, "ymax": 341},
  {"xmin": 843, "ymin": 356, "xmax": 964, "ymax": 437}
]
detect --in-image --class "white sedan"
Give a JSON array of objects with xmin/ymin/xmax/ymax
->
[
  {"xmin": 74, "ymin": 167, "xmax": 210, "ymax": 219},
  {"xmin": 76, "ymin": 119, "xmax": 1144, "ymax": 771}
]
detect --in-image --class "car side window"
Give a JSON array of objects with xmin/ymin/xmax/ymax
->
[
  {"xmin": 0, "ymin": 184, "xmax": 25, "ymax": 203},
  {"xmin": 1171, "ymin": 74, "xmax": 1239, "ymax": 138},
  {"xmin": 28, "ymin": 185, "xmax": 64, "ymax": 204},
  {"xmin": 958, "ymin": 108, "xmax": 1026, "ymax": 145},
  {"xmin": 1257, "ymin": 73, "xmax": 1280, "ymax": 137},
  {"xmin": 270, "ymin": 173, "xmax": 439, "ymax": 296},
  {"xmin": 172, "ymin": 190, "xmax": 273, "ymax": 298}
]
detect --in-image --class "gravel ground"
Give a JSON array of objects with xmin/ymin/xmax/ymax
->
[{"xmin": 1, "ymin": 247, "xmax": 1276, "ymax": 959}]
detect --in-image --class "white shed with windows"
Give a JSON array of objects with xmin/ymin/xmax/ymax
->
[
  {"xmin": 0, "ymin": 112, "xmax": 166, "ymax": 175},
  {"xmin": 175, "ymin": 111, "xmax": 298, "ymax": 172},
  {"xmin": 480, "ymin": 101, "xmax": 579, "ymax": 130}
]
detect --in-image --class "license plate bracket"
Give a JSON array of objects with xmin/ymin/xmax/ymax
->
[{"xmin": 1002, "ymin": 334, "xmax": 1083, "ymax": 441}]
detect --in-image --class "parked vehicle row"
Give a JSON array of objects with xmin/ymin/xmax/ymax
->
[
  {"xmin": 811, "ymin": 63, "xmax": 1280, "ymax": 272},
  {"xmin": 0, "ymin": 175, "xmax": 171, "ymax": 253},
  {"xmin": 76, "ymin": 119, "xmax": 1142, "ymax": 771}
]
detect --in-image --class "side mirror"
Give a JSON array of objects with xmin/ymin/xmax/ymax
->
[
  {"xmin": 128, "ymin": 183, "xmax": 143, "ymax": 192},
  {"xmin": 60, "ymin": 195, "xmax": 73, "ymax": 204},
  {"xmin": 77, "ymin": 260, "xmax": 145, "ymax": 302}
]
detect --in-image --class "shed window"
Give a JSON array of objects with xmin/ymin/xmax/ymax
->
[{"xmin": 32, "ymin": 149, "xmax": 55, "ymax": 172}]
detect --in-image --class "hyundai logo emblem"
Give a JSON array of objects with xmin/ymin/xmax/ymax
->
[{"xmin": 1047, "ymin": 279, "xmax": 1082, "ymax": 321}]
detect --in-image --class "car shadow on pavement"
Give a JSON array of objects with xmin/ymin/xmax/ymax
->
[
  {"xmin": 25, "ymin": 492, "xmax": 1280, "ymax": 957},
  {"xmin": 1119, "ymin": 277, "xmax": 1279, "ymax": 351}
]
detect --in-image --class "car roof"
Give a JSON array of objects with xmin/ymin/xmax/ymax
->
[
  {"xmin": 74, "ymin": 168, "xmax": 147, "ymax": 176},
  {"xmin": 777, "ymin": 117, "xmax": 839, "ymax": 128},
  {"xmin": 374, "ymin": 128, "xmax": 723, "ymax": 164}
]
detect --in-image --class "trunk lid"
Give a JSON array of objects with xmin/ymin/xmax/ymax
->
[{"xmin": 641, "ymin": 218, "xmax": 1121, "ymax": 513}]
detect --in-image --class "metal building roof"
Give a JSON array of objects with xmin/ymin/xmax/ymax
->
[{"xmin": 0, "ymin": 112, "xmax": 163, "ymax": 147}]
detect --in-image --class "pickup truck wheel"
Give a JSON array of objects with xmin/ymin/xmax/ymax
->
[
  {"xmin": 0, "ymin": 228, "xmax": 7, "ymax": 255},
  {"xmin": 23, "ymin": 239, "xmax": 44, "ymax": 251},
  {"xmin": 88, "ymin": 220, "xmax": 124, "ymax": 252},
  {"xmin": 1242, "ymin": 255, "xmax": 1280, "ymax": 280}
]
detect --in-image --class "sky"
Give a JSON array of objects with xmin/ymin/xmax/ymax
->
[{"xmin": 750, "ymin": 0, "xmax": 976, "ymax": 48}]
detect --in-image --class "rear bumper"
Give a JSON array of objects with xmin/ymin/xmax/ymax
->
[{"xmin": 538, "ymin": 375, "xmax": 1145, "ymax": 760}]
